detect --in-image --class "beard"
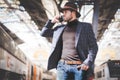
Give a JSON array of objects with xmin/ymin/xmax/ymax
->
[{"xmin": 64, "ymin": 17, "xmax": 73, "ymax": 22}]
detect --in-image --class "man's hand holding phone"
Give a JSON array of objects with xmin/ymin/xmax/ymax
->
[{"xmin": 51, "ymin": 15, "xmax": 63, "ymax": 23}]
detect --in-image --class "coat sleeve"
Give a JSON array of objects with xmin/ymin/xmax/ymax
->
[
  {"xmin": 40, "ymin": 20, "xmax": 55, "ymax": 37},
  {"xmin": 83, "ymin": 23, "xmax": 98, "ymax": 67}
]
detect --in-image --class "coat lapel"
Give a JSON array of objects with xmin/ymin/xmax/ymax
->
[
  {"xmin": 53, "ymin": 26, "xmax": 65, "ymax": 47},
  {"xmin": 75, "ymin": 22, "xmax": 82, "ymax": 48},
  {"xmin": 56, "ymin": 26, "xmax": 65, "ymax": 40}
]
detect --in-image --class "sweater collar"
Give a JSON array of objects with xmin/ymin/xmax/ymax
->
[{"xmin": 67, "ymin": 19, "xmax": 78, "ymax": 27}]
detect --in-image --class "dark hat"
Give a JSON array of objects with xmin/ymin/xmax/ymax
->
[{"xmin": 60, "ymin": 2, "xmax": 81, "ymax": 18}]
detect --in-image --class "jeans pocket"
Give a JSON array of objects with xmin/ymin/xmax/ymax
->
[
  {"xmin": 57, "ymin": 61, "xmax": 63, "ymax": 69},
  {"xmin": 57, "ymin": 61, "xmax": 67, "ymax": 72}
]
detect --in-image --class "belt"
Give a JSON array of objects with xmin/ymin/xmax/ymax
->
[{"xmin": 60, "ymin": 59, "xmax": 82, "ymax": 65}]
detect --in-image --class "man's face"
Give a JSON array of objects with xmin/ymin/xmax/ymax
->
[{"xmin": 63, "ymin": 10, "xmax": 73, "ymax": 22}]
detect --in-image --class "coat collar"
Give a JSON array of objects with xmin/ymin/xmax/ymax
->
[{"xmin": 75, "ymin": 22, "xmax": 83, "ymax": 47}]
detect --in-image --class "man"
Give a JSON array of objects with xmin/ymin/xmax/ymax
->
[{"xmin": 41, "ymin": 1, "xmax": 98, "ymax": 80}]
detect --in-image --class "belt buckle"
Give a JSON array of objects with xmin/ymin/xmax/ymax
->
[{"xmin": 65, "ymin": 60, "xmax": 72, "ymax": 64}]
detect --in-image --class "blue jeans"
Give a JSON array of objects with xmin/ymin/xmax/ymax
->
[{"xmin": 57, "ymin": 61, "xmax": 87, "ymax": 80}]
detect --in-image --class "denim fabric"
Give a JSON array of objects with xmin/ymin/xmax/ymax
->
[{"xmin": 57, "ymin": 61, "xmax": 87, "ymax": 80}]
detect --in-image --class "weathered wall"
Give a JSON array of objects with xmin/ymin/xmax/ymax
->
[
  {"xmin": 95, "ymin": 9, "xmax": 120, "ymax": 66},
  {"xmin": 98, "ymin": 0, "xmax": 120, "ymax": 40}
]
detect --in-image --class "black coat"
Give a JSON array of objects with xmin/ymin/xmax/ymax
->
[{"xmin": 41, "ymin": 20, "xmax": 98, "ymax": 75}]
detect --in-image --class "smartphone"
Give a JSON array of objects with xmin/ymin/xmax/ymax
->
[{"xmin": 58, "ymin": 16, "xmax": 63, "ymax": 22}]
